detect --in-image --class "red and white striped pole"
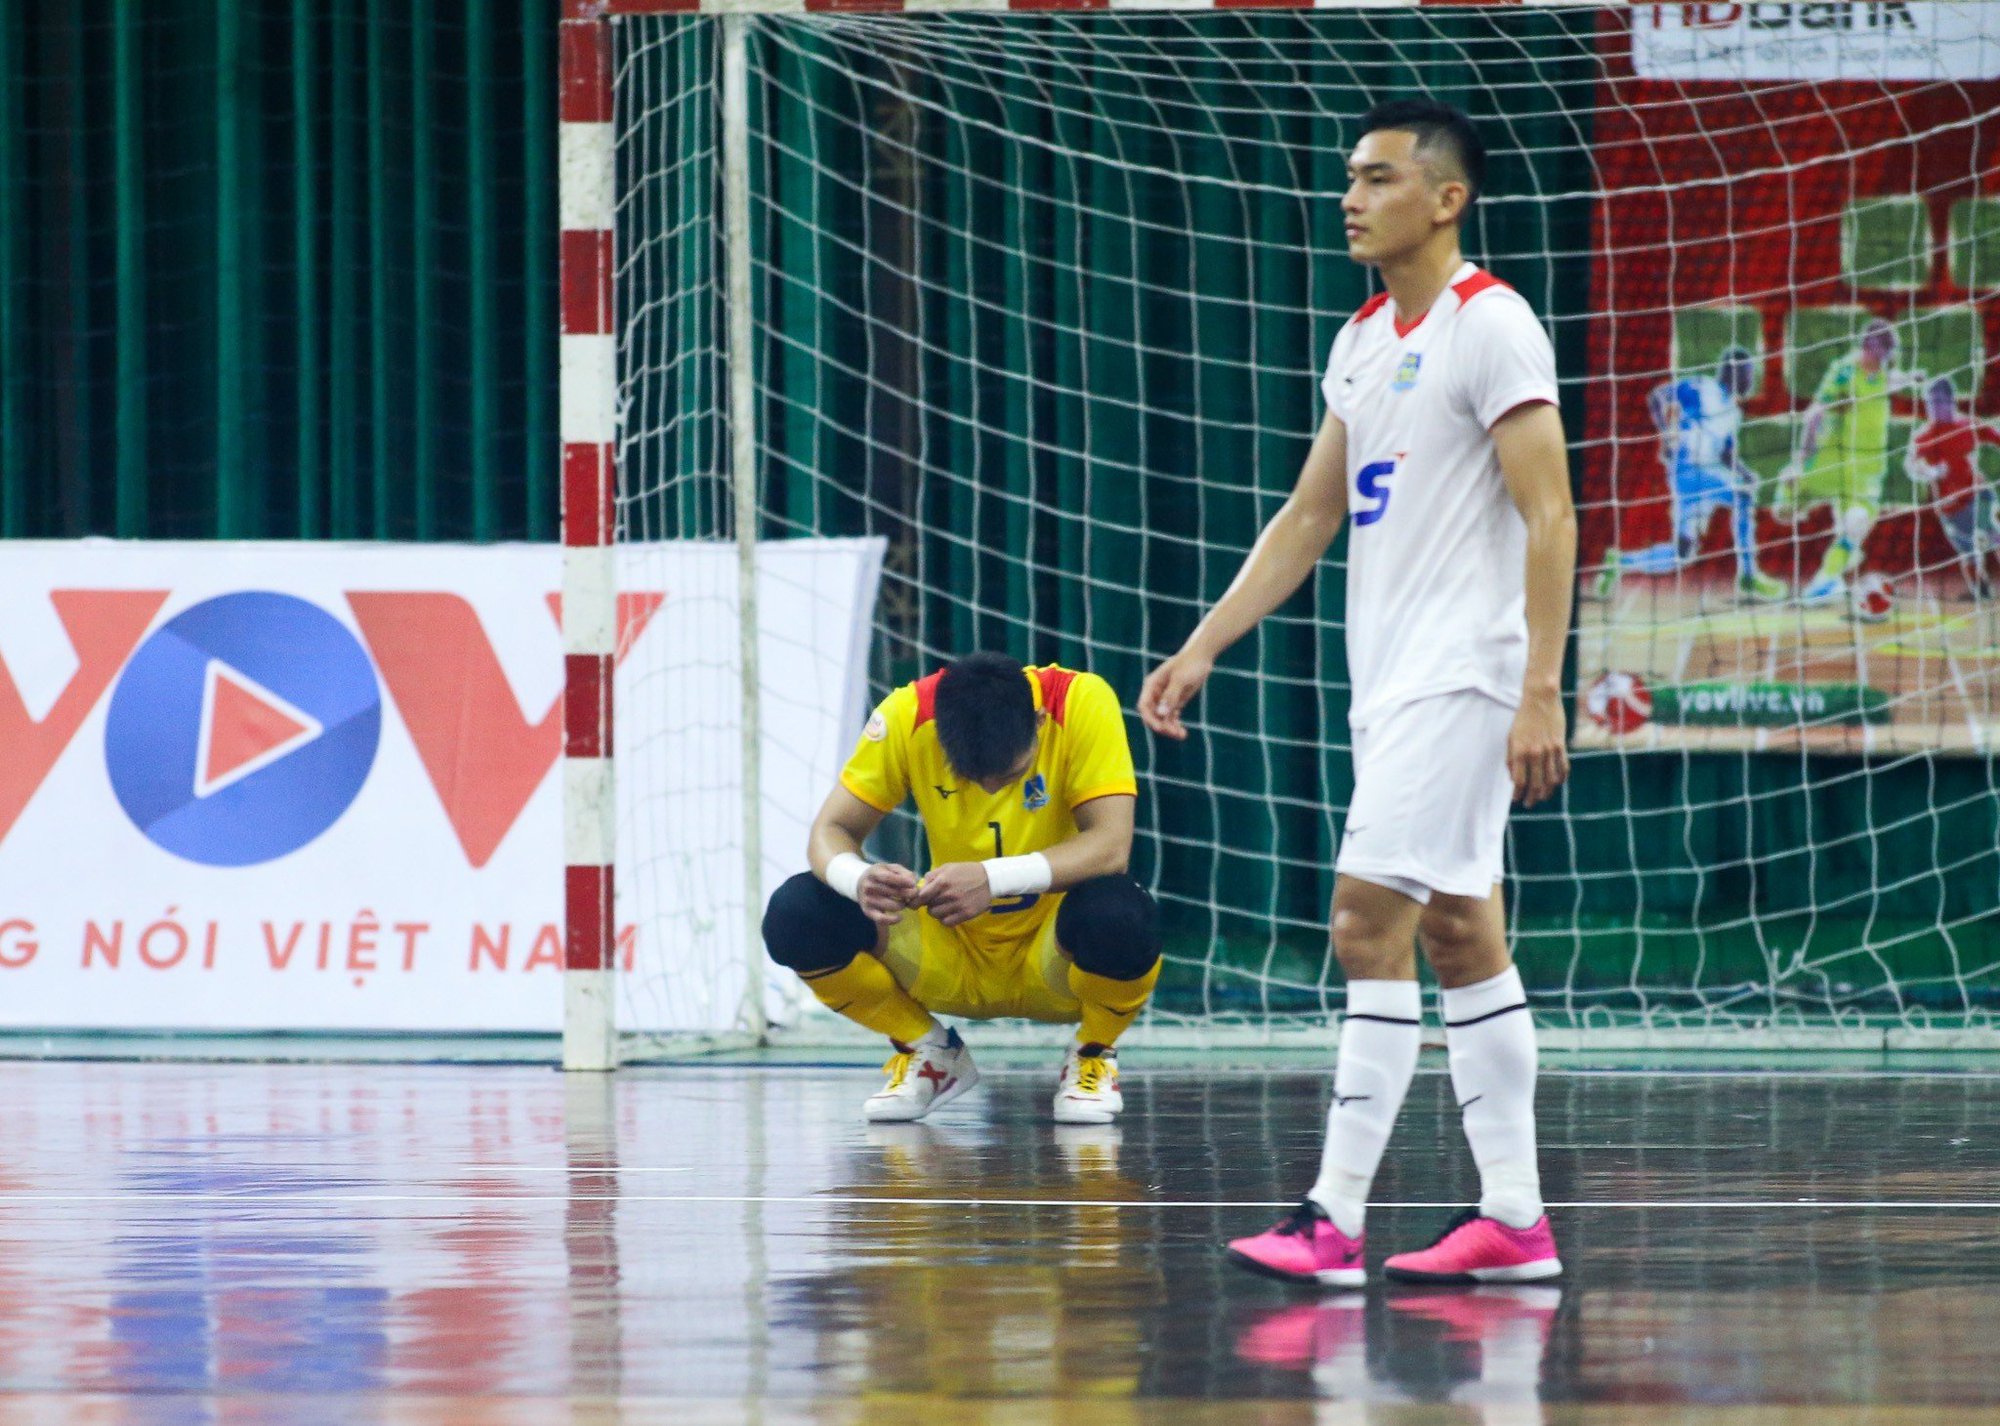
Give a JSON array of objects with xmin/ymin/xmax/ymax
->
[{"xmin": 560, "ymin": 0, "xmax": 617, "ymax": 1071}]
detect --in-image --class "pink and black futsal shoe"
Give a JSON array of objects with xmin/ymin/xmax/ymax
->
[
  {"xmin": 1383, "ymin": 1207, "xmax": 1562, "ymax": 1284},
  {"xmin": 1224, "ymin": 1200, "xmax": 1366, "ymax": 1287}
]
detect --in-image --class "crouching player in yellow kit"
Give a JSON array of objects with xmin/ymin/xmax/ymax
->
[{"xmin": 761, "ymin": 652, "xmax": 1162, "ymax": 1123}]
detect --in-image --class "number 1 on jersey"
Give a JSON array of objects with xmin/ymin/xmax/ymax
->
[{"xmin": 987, "ymin": 821, "xmax": 1041, "ymax": 915}]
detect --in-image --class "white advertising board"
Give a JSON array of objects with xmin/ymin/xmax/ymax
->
[{"xmin": 0, "ymin": 539, "xmax": 883, "ymax": 1033}]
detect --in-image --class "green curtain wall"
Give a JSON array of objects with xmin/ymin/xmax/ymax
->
[{"xmin": 0, "ymin": 0, "xmax": 557, "ymax": 542}]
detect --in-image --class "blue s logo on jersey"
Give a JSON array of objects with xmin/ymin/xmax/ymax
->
[
  {"xmin": 1391, "ymin": 352, "xmax": 1422, "ymax": 392},
  {"xmin": 1354, "ymin": 457, "xmax": 1399, "ymax": 527},
  {"xmin": 1022, "ymin": 774, "xmax": 1048, "ymax": 811}
]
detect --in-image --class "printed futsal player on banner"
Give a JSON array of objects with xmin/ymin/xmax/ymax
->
[
  {"xmin": 1773, "ymin": 318, "xmax": 1926, "ymax": 610},
  {"xmin": 1141, "ymin": 99, "xmax": 1573, "ymax": 1286},
  {"xmin": 762, "ymin": 653, "xmax": 1162, "ymax": 1125},
  {"xmin": 1906, "ymin": 377, "xmax": 2000, "ymax": 600},
  {"xmin": 1595, "ymin": 347, "xmax": 1786, "ymax": 604}
]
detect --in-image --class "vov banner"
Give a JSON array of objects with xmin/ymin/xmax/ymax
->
[{"xmin": 0, "ymin": 539, "xmax": 883, "ymax": 1033}]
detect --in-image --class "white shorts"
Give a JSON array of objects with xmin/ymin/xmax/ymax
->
[{"xmin": 1335, "ymin": 689, "xmax": 1514, "ymax": 904}]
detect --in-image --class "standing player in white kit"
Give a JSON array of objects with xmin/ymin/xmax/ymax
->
[{"xmin": 1139, "ymin": 99, "xmax": 1575, "ymax": 1285}]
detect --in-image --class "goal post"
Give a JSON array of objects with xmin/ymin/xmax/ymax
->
[
  {"xmin": 559, "ymin": 0, "xmax": 621, "ymax": 1071},
  {"xmin": 561, "ymin": 0, "xmax": 774, "ymax": 1069},
  {"xmin": 566, "ymin": 0, "xmax": 2000, "ymax": 1066}
]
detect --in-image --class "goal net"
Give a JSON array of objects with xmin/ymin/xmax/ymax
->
[{"xmin": 590, "ymin": 1, "xmax": 2000, "ymax": 1055}]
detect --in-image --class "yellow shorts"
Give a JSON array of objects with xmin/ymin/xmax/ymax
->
[
  {"xmin": 1796, "ymin": 454, "xmax": 1884, "ymax": 519},
  {"xmin": 881, "ymin": 910, "xmax": 1079, "ymax": 1023}
]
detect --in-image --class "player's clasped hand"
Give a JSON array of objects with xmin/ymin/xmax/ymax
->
[
  {"xmin": 1137, "ymin": 650, "xmax": 1215, "ymax": 742},
  {"xmin": 1507, "ymin": 688, "xmax": 1569, "ymax": 807},
  {"xmin": 857, "ymin": 863, "xmax": 920, "ymax": 925},
  {"xmin": 914, "ymin": 862, "xmax": 994, "ymax": 928}
]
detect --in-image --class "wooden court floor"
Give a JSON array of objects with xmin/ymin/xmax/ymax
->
[{"xmin": 0, "ymin": 1057, "xmax": 1995, "ymax": 1424}]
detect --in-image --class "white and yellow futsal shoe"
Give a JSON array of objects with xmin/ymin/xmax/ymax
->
[
  {"xmin": 863, "ymin": 1027, "xmax": 979, "ymax": 1122},
  {"xmin": 1053, "ymin": 1042, "xmax": 1123, "ymax": 1124}
]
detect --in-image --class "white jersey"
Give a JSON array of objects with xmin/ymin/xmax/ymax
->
[
  {"xmin": 1321, "ymin": 263, "xmax": 1559, "ymax": 730},
  {"xmin": 1668, "ymin": 374, "xmax": 1740, "ymax": 473}
]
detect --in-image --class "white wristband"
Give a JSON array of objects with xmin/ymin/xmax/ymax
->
[
  {"xmin": 825, "ymin": 852, "xmax": 870, "ymax": 902},
  {"xmin": 982, "ymin": 852, "xmax": 1052, "ymax": 899}
]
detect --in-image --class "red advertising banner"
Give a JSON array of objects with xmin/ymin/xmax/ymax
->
[{"xmin": 1579, "ymin": 10, "xmax": 2000, "ymax": 752}]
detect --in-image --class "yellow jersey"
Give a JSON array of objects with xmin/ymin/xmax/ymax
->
[{"xmin": 839, "ymin": 664, "xmax": 1138, "ymax": 955}]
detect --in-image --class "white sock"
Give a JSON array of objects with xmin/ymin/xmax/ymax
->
[
  {"xmin": 1442, "ymin": 965, "xmax": 1544, "ymax": 1230},
  {"xmin": 1308, "ymin": 979, "xmax": 1421, "ymax": 1237}
]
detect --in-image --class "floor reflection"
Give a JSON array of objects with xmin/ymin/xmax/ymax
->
[
  {"xmin": 109, "ymin": 1153, "xmax": 390, "ymax": 1396},
  {"xmin": 0, "ymin": 1059, "xmax": 1991, "ymax": 1420},
  {"xmin": 771, "ymin": 1115, "xmax": 1167, "ymax": 1400},
  {"xmin": 1235, "ymin": 1287, "xmax": 1564, "ymax": 1416}
]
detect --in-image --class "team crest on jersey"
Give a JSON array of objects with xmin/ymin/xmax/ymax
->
[
  {"xmin": 864, "ymin": 709, "xmax": 888, "ymax": 742},
  {"xmin": 1391, "ymin": 352, "xmax": 1423, "ymax": 392},
  {"xmin": 1022, "ymin": 774, "xmax": 1048, "ymax": 811}
]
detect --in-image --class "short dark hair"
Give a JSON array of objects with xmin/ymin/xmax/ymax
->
[
  {"xmin": 1358, "ymin": 98, "xmax": 1485, "ymax": 213},
  {"xmin": 934, "ymin": 652, "xmax": 1038, "ymax": 784}
]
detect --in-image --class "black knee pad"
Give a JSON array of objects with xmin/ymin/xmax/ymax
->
[
  {"xmin": 1056, "ymin": 874, "xmax": 1161, "ymax": 981},
  {"xmin": 762, "ymin": 871, "xmax": 877, "ymax": 975}
]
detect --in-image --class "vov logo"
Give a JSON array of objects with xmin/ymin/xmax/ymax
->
[
  {"xmin": 0, "ymin": 588, "xmax": 662, "ymax": 869},
  {"xmin": 104, "ymin": 593, "xmax": 383, "ymax": 867}
]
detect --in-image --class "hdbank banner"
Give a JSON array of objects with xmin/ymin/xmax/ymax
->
[
  {"xmin": 0, "ymin": 539, "xmax": 884, "ymax": 1033},
  {"xmin": 1634, "ymin": 4, "xmax": 2000, "ymax": 82}
]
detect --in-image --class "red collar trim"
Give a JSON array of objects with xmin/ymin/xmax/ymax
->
[
  {"xmin": 911, "ymin": 669, "xmax": 945, "ymax": 730},
  {"xmin": 1451, "ymin": 268, "xmax": 1508, "ymax": 305}
]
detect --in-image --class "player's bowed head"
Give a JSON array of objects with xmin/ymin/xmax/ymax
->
[
  {"xmin": 913, "ymin": 653, "xmax": 1049, "ymax": 927},
  {"xmin": 811, "ymin": 652, "xmax": 1046, "ymax": 928},
  {"xmin": 931, "ymin": 650, "xmax": 1047, "ymax": 795}
]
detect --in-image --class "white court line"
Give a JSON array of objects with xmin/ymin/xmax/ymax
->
[
  {"xmin": 625, "ymin": 1196, "xmax": 2000, "ymax": 1210},
  {"xmin": 1, "ymin": 1192, "xmax": 1995, "ymax": 1209},
  {"xmin": 668, "ymin": 1066, "xmax": 2000, "ymax": 1085}
]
